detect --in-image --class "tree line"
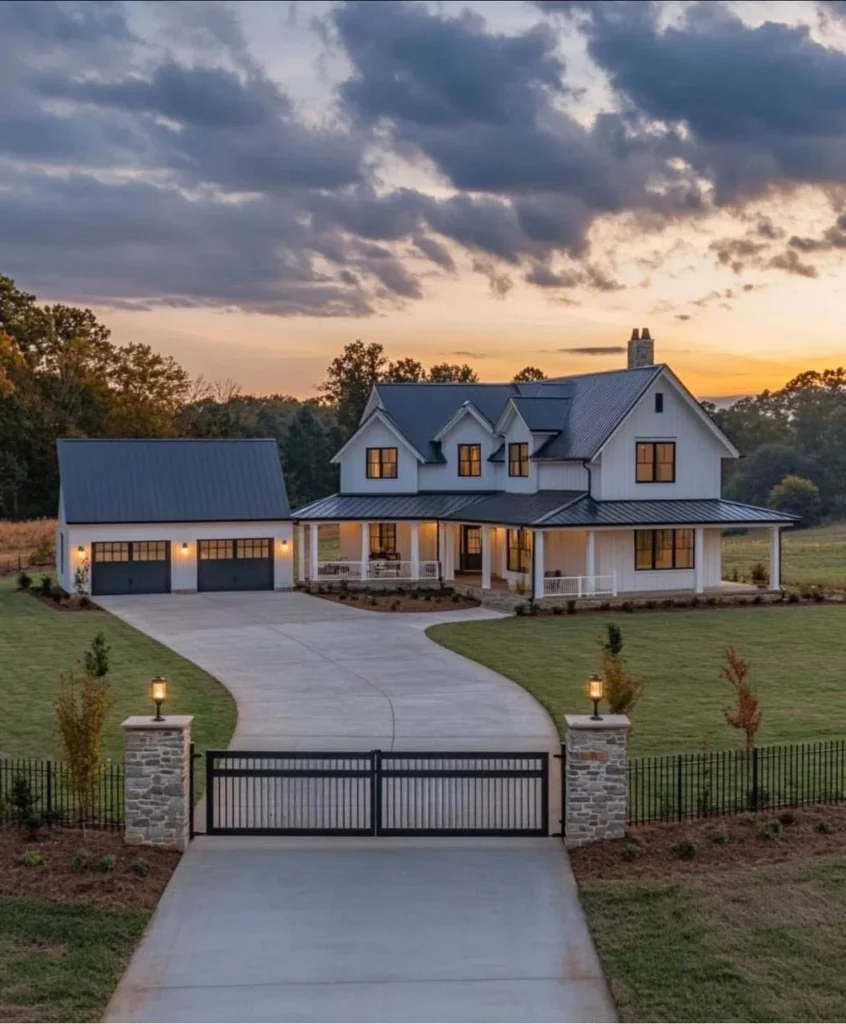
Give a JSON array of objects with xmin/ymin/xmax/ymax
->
[{"xmin": 1, "ymin": 275, "xmax": 843, "ymax": 523}]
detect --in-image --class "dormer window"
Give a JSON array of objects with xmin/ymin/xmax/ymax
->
[
  {"xmin": 366, "ymin": 447, "xmax": 397, "ymax": 479},
  {"xmin": 458, "ymin": 443, "xmax": 482, "ymax": 477},
  {"xmin": 635, "ymin": 441, "xmax": 675, "ymax": 483},
  {"xmin": 508, "ymin": 442, "xmax": 529, "ymax": 477}
]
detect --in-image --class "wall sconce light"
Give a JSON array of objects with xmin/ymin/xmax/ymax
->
[
  {"xmin": 181, "ymin": 542, "xmax": 189, "ymax": 554},
  {"xmin": 149, "ymin": 676, "xmax": 168, "ymax": 722},
  {"xmin": 280, "ymin": 538, "xmax": 289, "ymax": 551},
  {"xmin": 77, "ymin": 545, "xmax": 85, "ymax": 555},
  {"xmin": 587, "ymin": 673, "xmax": 604, "ymax": 721}
]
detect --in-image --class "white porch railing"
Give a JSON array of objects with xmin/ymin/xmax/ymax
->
[
  {"xmin": 543, "ymin": 574, "xmax": 617, "ymax": 598},
  {"xmin": 316, "ymin": 560, "xmax": 440, "ymax": 581}
]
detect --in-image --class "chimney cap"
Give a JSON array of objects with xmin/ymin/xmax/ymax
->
[
  {"xmin": 641, "ymin": 327, "xmax": 651, "ymax": 340},
  {"xmin": 630, "ymin": 327, "xmax": 640, "ymax": 341}
]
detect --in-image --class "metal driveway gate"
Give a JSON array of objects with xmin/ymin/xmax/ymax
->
[{"xmin": 205, "ymin": 749, "xmax": 549, "ymax": 837}]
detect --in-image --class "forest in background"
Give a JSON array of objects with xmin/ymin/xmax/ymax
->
[{"xmin": 1, "ymin": 274, "xmax": 844, "ymax": 523}]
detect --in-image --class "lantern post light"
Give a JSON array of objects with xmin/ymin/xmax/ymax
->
[
  {"xmin": 150, "ymin": 676, "xmax": 168, "ymax": 722},
  {"xmin": 588, "ymin": 673, "xmax": 604, "ymax": 721}
]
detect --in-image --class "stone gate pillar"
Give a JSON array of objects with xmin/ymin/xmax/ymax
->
[
  {"xmin": 122, "ymin": 715, "xmax": 193, "ymax": 851},
  {"xmin": 564, "ymin": 714, "xmax": 630, "ymax": 848}
]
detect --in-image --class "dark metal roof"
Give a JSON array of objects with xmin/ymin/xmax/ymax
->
[
  {"xmin": 445, "ymin": 490, "xmax": 584, "ymax": 525},
  {"xmin": 538, "ymin": 497, "xmax": 799, "ymax": 528},
  {"xmin": 58, "ymin": 439, "xmax": 290, "ymax": 524},
  {"xmin": 511, "ymin": 396, "xmax": 572, "ymax": 432},
  {"xmin": 293, "ymin": 492, "xmax": 490, "ymax": 521}
]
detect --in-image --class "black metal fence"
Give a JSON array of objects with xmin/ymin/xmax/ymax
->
[
  {"xmin": 0, "ymin": 758, "xmax": 124, "ymax": 830},
  {"xmin": 627, "ymin": 740, "xmax": 846, "ymax": 825},
  {"xmin": 206, "ymin": 749, "xmax": 549, "ymax": 837}
]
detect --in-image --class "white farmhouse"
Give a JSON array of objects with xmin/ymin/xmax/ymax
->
[{"xmin": 294, "ymin": 331, "xmax": 796, "ymax": 601}]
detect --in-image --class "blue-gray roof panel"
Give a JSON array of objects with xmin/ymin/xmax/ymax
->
[
  {"xmin": 539, "ymin": 497, "xmax": 798, "ymax": 527},
  {"xmin": 58, "ymin": 439, "xmax": 290, "ymax": 523}
]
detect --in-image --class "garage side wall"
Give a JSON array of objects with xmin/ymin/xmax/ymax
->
[{"xmin": 67, "ymin": 521, "xmax": 294, "ymax": 594}]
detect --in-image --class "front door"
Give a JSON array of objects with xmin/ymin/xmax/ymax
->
[{"xmin": 459, "ymin": 525, "xmax": 482, "ymax": 573}]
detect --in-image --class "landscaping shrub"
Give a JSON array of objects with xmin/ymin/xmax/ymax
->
[
  {"xmin": 391, "ymin": 600, "xmax": 400, "ymax": 610},
  {"xmin": 16, "ymin": 570, "xmax": 31, "ymax": 590},
  {"xmin": 778, "ymin": 811, "xmax": 796, "ymax": 826},
  {"xmin": 566, "ymin": 599, "xmax": 577, "ymax": 615},
  {"xmin": 752, "ymin": 594, "xmax": 763, "ymax": 605},
  {"xmin": 349, "ymin": 594, "xmax": 359, "ymax": 601},
  {"xmin": 552, "ymin": 605, "xmax": 563, "ymax": 615},
  {"xmin": 72, "ymin": 849, "xmax": 91, "ymax": 871},
  {"xmin": 451, "ymin": 593, "xmax": 460, "ymax": 603},
  {"xmin": 602, "ymin": 623, "xmax": 623, "ymax": 657},
  {"xmin": 97, "ymin": 854, "xmax": 116, "ymax": 872},
  {"xmin": 708, "ymin": 827, "xmax": 728, "ymax": 844},
  {"xmin": 621, "ymin": 601, "xmax": 634, "ymax": 613},
  {"xmin": 17, "ymin": 851, "xmax": 44, "ymax": 867},
  {"xmin": 55, "ymin": 667, "xmax": 114, "ymax": 825},
  {"xmin": 423, "ymin": 593, "xmax": 432, "ymax": 602},
  {"xmin": 811, "ymin": 586, "xmax": 825, "ymax": 602},
  {"xmin": 599, "ymin": 601, "xmax": 611, "ymax": 611},
  {"xmin": 673, "ymin": 839, "xmax": 697, "ymax": 860},
  {"xmin": 706, "ymin": 596, "xmax": 717, "ymax": 606},
  {"xmin": 338, "ymin": 592, "xmax": 348, "ymax": 600},
  {"xmin": 787, "ymin": 591, "xmax": 800, "ymax": 604},
  {"xmin": 622, "ymin": 843, "xmax": 639, "ymax": 862},
  {"xmin": 51, "ymin": 586, "xmax": 65, "ymax": 604},
  {"xmin": 84, "ymin": 633, "xmax": 111, "ymax": 677},
  {"xmin": 38, "ymin": 574, "xmax": 52, "ymax": 596},
  {"xmin": 662, "ymin": 598, "xmax": 674, "ymax": 608},
  {"xmin": 5, "ymin": 776, "xmax": 43, "ymax": 839},
  {"xmin": 815, "ymin": 820, "xmax": 835, "ymax": 834},
  {"xmin": 78, "ymin": 595, "xmax": 92, "ymax": 609},
  {"xmin": 689, "ymin": 596, "xmax": 700, "ymax": 608},
  {"xmin": 528, "ymin": 599, "xmax": 539, "ymax": 616},
  {"xmin": 750, "ymin": 561, "xmax": 768, "ymax": 586},
  {"xmin": 721, "ymin": 646, "xmax": 762, "ymax": 749},
  {"xmin": 758, "ymin": 820, "xmax": 781, "ymax": 841},
  {"xmin": 515, "ymin": 602, "xmax": 526, "ymax": 616},
  {"xmin": 644, "ymin": 599, "xmax": 656, "ymax": 609},
  {"xmin": 598, "ymin": 624, "xmax": 644, "ymax": 717},
  {"xmin": 132, "ymin": 858, "xmax": 151, "ymax": 877}
]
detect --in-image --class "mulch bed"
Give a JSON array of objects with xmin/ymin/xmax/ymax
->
[
  {"xmin": 570, "ymin": 803, "xmax": 846, "ymax": 882},
  {"xmin": 24, "ymin": 590, "xmax": 102, "ymax": 612},
  {"xmin": 0, "ymin": 825, "xmax": 179, "ymax": 910},
  {"xmin": 313, "ymin": 591, "xmax": 480, "ymax": 613}
]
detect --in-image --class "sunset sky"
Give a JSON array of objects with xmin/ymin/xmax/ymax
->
[{"xmin": 3, "ymin": 0, "xmax": 846, "ymax": 399}]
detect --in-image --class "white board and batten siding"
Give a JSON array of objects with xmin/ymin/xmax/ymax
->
[
  {"xmin": 58, "ymin": 520, "xmax": 294, "ymax": 594},
  {"xmin": 418, "ymin": 414, "xmax": 498, "ymax": 491},
  {"xmin": 594, "ymin": 528, "xmax": 722, "ymax": 593},
  {"xmin": 338, "ymin": 418, "xmax": 419, "ymax": 494}
]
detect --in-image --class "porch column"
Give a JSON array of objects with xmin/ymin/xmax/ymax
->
[
  {"xmin": 533, "ymin": 530, "xmax": 545, "ymax": 600},
  {"xmin": 410, "ymin": 521, "xmax": 420, "ymax": 579},
  {"xmin": 444, "ymin": 523, "xmax": 455, "ymax": 581},
  {"xmin": 481, "ymin": 525, "xmax": 491, "ymax": 590},
  {"xmin": 585, "ymin": 529, "xmax": 596, "ymax": 595},
  {"xmin": 694, "ymin": 527, "xmax": 705, "ymax": 594},
  {"xmin": 360, "ymin": 521, "xmax": 370, "ymax": 579},
  {"xmin": 309, "ymin": 523, "xmax": 319, "ymax": 580},
  {"xmin": 296, "ymin": 523, "xmax": 305, "ymax": 582},
  {"xmin": 769, "ymin": 526, "xmax": 781, "ymax": 590}
]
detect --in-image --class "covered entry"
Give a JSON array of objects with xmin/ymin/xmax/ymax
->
[
  {"xmin": 198, "ymin": 538, "xmax": 273, "ymax": 592},
  {"xmin": 91, "ymin": 541, "xmax": 170, "ymax": 596}
]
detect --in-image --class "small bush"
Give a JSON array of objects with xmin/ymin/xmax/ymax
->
[
  {"xmin": 750, "ymin": 561, "xmax": 768, "ymax": 586},
  {"xmin": 16, "ymin": 571, "xmax": 32, "ymax": 590},
  {"xmin": 391, "ymin": 600, "xmax": 400, "ymax": 610},
  {"xmin": 349, "ymin": 593, "xmax": 359, "ymax": 602},
  {"xmin": 38, "ymin": 574, "xmax": 53, "ymax": 597},
  {"xmin": 528, "ymin": 600, "xmax": 539, "ymax": 616},
  {"xmin": 515, "ymin": 602, "xmax": 526, "ymax": 616},
  {"xmin": 690, "ymin": 595, "xmax": 700, "ymax": 608},
  {"xmin": 622, "ymin": 843, "xmax": 639, "ymax": 862},
  {"xmin": 644, "ymin": 599, "xmax": 656, "ymax": 610},
  {"xmin": 758, "ymin": 820, "xmax": 781, "ymax": 841},
  {"xmin": 552, "ymin": 605, "xmax": 563, "ymax": 615},
  {"xmin": 423, "ymin": 593, "xmax": 432, "ymax": 602},
  {"xmin": 451, "ymin": 593, "xmax": 461, "ymax": 603},
  {"xmin": 673, "ymin": 839, "xmax": 697, "ymax": 860},
  {"xmin": 78, "ymin": 595, "xmax": 92, "ymax": 609},
  {"xmin": 51, "ymin": 586, "xmax": 65, "ymax": 604},
  {"xmin": 338, "ymin": 592, "xmax": 348, "ymax": 601},
  {"xmin": 706, "ymin": 596, "xmax": 717, "ymax": 606},
  {"xmin": 566, "ymin": 599, "xmax": 577, "ymax": 615},
  {"xmin": 787, "ymin": 591, "xmax": 800, "ymax": 604},
  {"xmin": 662, "ymin": 598, "xmax": 674, "ymax": 609},
  {"xmin": 621, "ymin": 601, "xmax": 634, "ymax": 613},
  {"xmin": 599, "ymin": 601, "xmax": 611, "ymax": 611},
  {"xmin": 811, "ymin": 586, "xmax": 825, "ymax": 603},
  {"xmin": 815, "ymin": 820, "xmax": 835, "ymax": 835},
  {"xmin": 778, "ymin": 811, "xmax": 796, "ymax": 826},
  {"xmin": 752, "ymin": 594, "xmax": 763, "ymax": 605},
  {"xmin": 708, "ymin": 827, "xmax": 728, "ymax": 844},
  {"xmin": 132, "ymin": 858, "xmax": 151, "ymax": 877},
  {"xmin": 17, "ymin": 851, "xmax": 43, "ymax": 867},
  {"xmin": 97, "ymin": 854, "xmax": 116, "ymax": 873},
  {"xmin": 72, "ymin": 848, "xmax": 91, "ymax": 871}
]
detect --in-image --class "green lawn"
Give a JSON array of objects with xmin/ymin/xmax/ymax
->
[
  {"xmin": 723, "ymin": 521, "xmax": 846, "ymax": 590},
  {"xmin": 0, "ymin": 576, "xmax": 236, "ymax": 761},
  {"xmin": 428, "ymin": 606, "xmax": 846, "ymax": 756},
  {"xmin": 0, "ymin": 896, "xmax": 148, "ymax": 1023},
  {"xmin": 580, "ymin": 855, "xmax": 846, "ymax": 1022}
]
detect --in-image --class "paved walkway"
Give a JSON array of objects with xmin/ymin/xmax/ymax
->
[
  {"xmin": 99, "ymin": 591, "xmax": 556, "ymax": 752},
  {"xmin": 105, "ymin": 837, "xmax": 616, "ymax": 1023}
]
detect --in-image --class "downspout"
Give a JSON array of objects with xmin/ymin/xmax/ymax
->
[{"xmin": 581, "ymin": 460, "xmax": 593, "ymax": 498}]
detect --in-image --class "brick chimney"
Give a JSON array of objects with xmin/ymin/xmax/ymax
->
[{"xmin": 627, "ymin": 327, "xmax": 654, "ymax": 368}]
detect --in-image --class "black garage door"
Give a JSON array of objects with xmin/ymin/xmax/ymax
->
[
  {"xmin": 91, "ymin": 541, "xmax": 170, "ymax": 596},
  {"xmin": 198, "ymin": 538, "xmax": 273, "ymax": 592}
]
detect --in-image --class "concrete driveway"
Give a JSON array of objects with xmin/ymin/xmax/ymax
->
[
  {"xmin": 105, "ymin": 837, "xmax": 616, "ymax": 1024},
  {"xmin": 99, "ymin": 591, "xmax": 557, "ymax": 753}
]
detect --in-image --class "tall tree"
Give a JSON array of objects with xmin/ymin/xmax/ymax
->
[
  {"xmin": 282, "ymin": 404, "xmax": 337, "ymax": 508},
  {"xmin": 385, "ymin": 357, "xmax": 426, "ymax": 382},
  {"xmin": 768, "ymin": 475, "xmax": 822, "ymax": 525},
  {"xmin": 513, "ymin": 366, "xmax": 546, "ymax": 382},
  {"xmin": 427, "ymin": 362, "xmax": 479, "ymax": 383},
  {"xmin": 319, "ymin": 340, "xmax": 386, "ymax": 438}
]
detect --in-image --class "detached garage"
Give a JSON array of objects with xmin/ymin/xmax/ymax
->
[{"xmin": 56, "ymin": 439, "xmax": 293, "ymax": 596}]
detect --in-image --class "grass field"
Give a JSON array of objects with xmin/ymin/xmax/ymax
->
[
  {"xmin": 581, "ymin": 855, "xmax": 846, "ymax": 1022},
  {"xmin": 428, "ymin": 606, "xmax": 846, "ymax": 756},
  {"xmin": 0, "ymin": 896, "xmax": 148, "ymax": 1023},
  {"xmin": 723, "ymin": 521, "xmax": 846, "ymax": 590},
  {"xmin": 0, "ymin": 575, "xmax": 236, "ymax": 761}
]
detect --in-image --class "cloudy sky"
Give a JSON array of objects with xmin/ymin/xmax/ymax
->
[{"xmin": 4, "ymin": 0, "xmax": 846, "ymax": 397}]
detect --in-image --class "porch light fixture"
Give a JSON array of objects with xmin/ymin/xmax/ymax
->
[
  {"xmin": 280, "ymin": 538, "xmax": 289, "ymax": 550},
  {"xmin": 588, "ymin": 674, "xmax": 604, "ymax": 721},
  {"xmin": 77, "ymin": 545, "xmax": 85, "ymax": 555},
  {"xmin": 149, "ymin": 676, "xmax": 168, "ymax": 722},
  {"xmin": 181, "ymin": 542, "xmax": 189, "ymax": 553}
]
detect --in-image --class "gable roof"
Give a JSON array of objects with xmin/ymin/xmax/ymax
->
[
  {"xmin": 329, "ymin": 407, "xmax": 427, "ymax": 464},
  {"xmin": 57, "ymin": 438, "xmax": 290, "ymax": 524}
]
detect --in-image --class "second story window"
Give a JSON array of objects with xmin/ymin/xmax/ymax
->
[
  {"xmin": 635, "ymin": 441, "xmax": 675, "ymax": 483},
  {"xmin": 508, "ymin": 442, "xmax": 529, "ymax": 477},
  {"xmin": 366, "ymin": 447, "xmax": 398, "ymax": 479},
  {"xmin": 458, "ymin": 443, "xmax": 482, "ymax": 477}
]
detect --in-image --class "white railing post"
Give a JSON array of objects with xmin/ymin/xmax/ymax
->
[
  {"xmin": 585, "ymin": 530, "xmax": 596, "ymax": 596},
  {"xmin": 577, "ymin": 577, "xmax": 582, "ymax": 599},
  {"xmin": 612, "ymin": 572, "xmax": 617, "ymax": 597},
  {"xmin": 533, "ymin": 530, "xmax": 545, "ymax": 600}
]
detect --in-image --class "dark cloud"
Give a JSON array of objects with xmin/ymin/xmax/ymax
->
[
  {"xmin": 675, "ymin": 314, "xmax": 691, "ymax": 321},
  {"xmin": 445, "ymin": 350, "xmax": 489, "ymax": 358},
  {"xmin": 544, "ymin": 345, "xmax": 627, "ymax": 355},
  {"xmin": 768, "ymin": 250, "xmax": 819, "ymax": 278},
  {"xmin": 412, "ymin": 235, "xmax": 456, "ymax": 272}
]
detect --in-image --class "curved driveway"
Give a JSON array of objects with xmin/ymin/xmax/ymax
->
[{"xmin": 99, "ymin": 590, "xmax": 558, "ymax": 754}]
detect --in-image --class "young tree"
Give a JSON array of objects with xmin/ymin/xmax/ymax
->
[
  {"xmin": 319, "ymin": 340, "xmax": 386, "ymax": 438},
  {"xmin": 597, "ymin": 624, "xmax": 643, "ymax": 716},
  {"xmin": 721, "ymin": 646, "xmax": 762, "ymax": 750},
  {"xmin": 768, "ymin": 474, "xmax": 822, "ymax": 525},
  {"xmin": 84, "ymin": 632, "xmax": 111, "ymax": 678},
  {"xmin": 513, "ymin": 366, "xmax": 546, "ymax": 382},
  {"xmin": 55, "ymin": 667, "xmax": 114, "ymax": 825}
]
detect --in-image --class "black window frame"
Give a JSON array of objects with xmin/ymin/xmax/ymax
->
[
  {"xmin": 506, "ymin": 528, "xmax": 532, "ymax": 573},
  {"xmin": 635, "ymin": 441, "xmax": 676, "ymax": 483},
  {"xmin": 457, "ymin": 443, "xmax": 482, "ymax": 478},
  {"xmin": 634, "ymin": 529, "xmax": 695, "ymax": 571},
  {"xmin": 366, "ymin": 447, "xmax": 398, "ymax": 479},
  {"xmin": 237, "ymin": 538, "xmax": 270, "ymax": 560},
  {"xmin": 508, "ymin": 442, "xmax": 529, "ymax": 477},
  {"xmin": 133, "ymin": 541, "xmax": 168, "ymax": 562},
  {"xmin": 199, "ymin": 539, "xmax": 234, "ymax": 561},
  {"xmin": 655, "ymin": 392, "xmax": 664, "ymax": 413},
  {"xmin": 93, "ymin": 542, "xmax": 130, "ymax": 563},
  {"xmin": 369, "ymin": 522, "xmax": 397, "ymax": 555}
]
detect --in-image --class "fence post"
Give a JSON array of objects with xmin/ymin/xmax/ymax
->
[
  {"xmin": 677, "ymin": 756, "xmax": 683, "ymax": 821},
  {"xmin": 751, "ymin": 746, "xmax": 759, "ymax": 812},
  {"xmin": 371, "ymin": 749, "xmax": 382, "ymax": 836},
  {"xmin": 46, "ymin": 761, "xmax": 53, "ymax": 820},
  {"xmin": 563, "ymin": 715, "xmax": 630, "ymax": 848}
]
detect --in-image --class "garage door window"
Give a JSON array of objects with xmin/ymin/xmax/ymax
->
[
  {"xmin": 200, "ymin": 540, "xmax": 234, "ymax": 560},
  {"xmin": 134, "ymin": 541, "xmax": 168, "ymax": 561},
  {"xmin": 94, "ymin": 542, "xmax": 129, "ymax": 562},
  {"xmin": 238, "ymin": 539, "xmax": 270, "ymax": 559}
]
